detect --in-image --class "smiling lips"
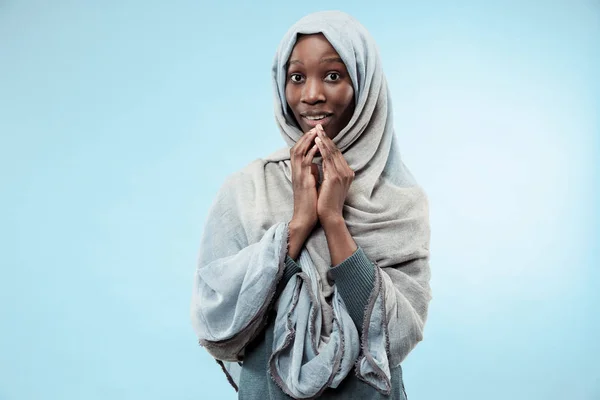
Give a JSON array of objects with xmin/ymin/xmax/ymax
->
[
  {"xmin": 303, "ymin": 113, "xmax": 331, "ymax": 120},
  {"xmin": 302, "ymin": 113, "xmax": 333, "ymax": 128}
]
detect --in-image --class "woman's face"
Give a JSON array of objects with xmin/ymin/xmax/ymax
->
[{"xmin": 285, "ymin": 33, "xmax": 355, "ymax": 139}]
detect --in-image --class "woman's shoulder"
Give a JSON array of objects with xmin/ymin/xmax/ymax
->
[
  {"xmin": 224, "ymin": 158, "xmax": 269, "ymax": 186},
  {"xmin": 225, "ymin": 151, "xmax": 290, "ymax": 186},
  {"xmin": 214, "ymin": 150, "xmax": 291, "ymax": 209},
  {"xmin": 217, "ymin": 157, "xmax": 276, "ymax": 198}
]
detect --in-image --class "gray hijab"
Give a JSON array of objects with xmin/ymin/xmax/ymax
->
[{"xmin": 191, "ymin": 10, "xmax": 431, "ymax": 399}]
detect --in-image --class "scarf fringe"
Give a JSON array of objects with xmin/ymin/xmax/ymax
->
[{"xmin": 353, "ymin": 264, "xmax": 392, "ymax": 395}]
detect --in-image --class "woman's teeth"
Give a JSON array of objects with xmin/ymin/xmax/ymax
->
[{"xmin": 305, "ymin": 115, "xmax": 329, "ymax": 120}]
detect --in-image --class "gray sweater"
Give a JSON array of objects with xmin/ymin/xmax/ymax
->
[{"xmin": 236, "ymin": 248, "xmax": 408, "ymax": 399}]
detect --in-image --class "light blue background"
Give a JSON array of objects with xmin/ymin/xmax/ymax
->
[{"xmin": 1, "ymin": 1, "xmax": 598, "ymax": 399}]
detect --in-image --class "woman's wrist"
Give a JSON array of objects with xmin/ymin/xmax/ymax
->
[
  {"xmin": 321, "ymin": 216, "xmax": 358, "ymax": 266},
  {"xmin": 287, "ymin": 218, "xmax": 313, "ymax": 260},
  {"xmin": 319, "ymin": 213, "xmax": 344, "ymax": 231}
]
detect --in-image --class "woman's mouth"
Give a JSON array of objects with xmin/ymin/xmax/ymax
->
[{"xmin": 302, "ymin": 114, "xmax": 333, "ymax": 128}]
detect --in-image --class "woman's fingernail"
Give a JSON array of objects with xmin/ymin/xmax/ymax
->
[{"xmin": 315, "ymin": 137, "xmax": 322, "ymax": 143}]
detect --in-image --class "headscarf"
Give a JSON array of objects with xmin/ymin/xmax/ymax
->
[{"xmin": 191, "ymin": 10, "xmax": 431, "ymax": 399}]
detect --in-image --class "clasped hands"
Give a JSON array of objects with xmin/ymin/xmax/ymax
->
[{"xmin": 288, "ymin": 124, "xmax": 357, "ymax": 263}]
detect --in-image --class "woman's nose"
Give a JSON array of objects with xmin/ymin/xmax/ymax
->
[{"xmin": 301, "ymin": 78, "xmax": 326, "ymax": 104}]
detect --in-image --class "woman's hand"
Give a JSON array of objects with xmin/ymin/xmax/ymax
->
[
  {"xmin": 288, "ymin": 128, "xmax": 320, "ymax": 259},
  {"xmin": 314, "ymin": 124, "xmax": 355, "ymax": 228}
]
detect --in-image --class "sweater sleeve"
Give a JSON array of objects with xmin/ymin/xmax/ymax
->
[
  {"xmin": 327, "ymin": 247, "xmax": 376, "ymax": 333},
  {"xmin": 275, "ymin": 255, "xmax": 302, "ymax": 299}
]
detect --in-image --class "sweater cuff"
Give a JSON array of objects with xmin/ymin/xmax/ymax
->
[
  {"xmin": 283, "ymin": 255, "xmax": 301, "ymax": 282},
  {"xmin": 275, "ymin": 255, "xmax": 301, "ymax": 298},
  {"xmin": 327, "ymin": 247, "xmax": 376, "ymax": 332}
]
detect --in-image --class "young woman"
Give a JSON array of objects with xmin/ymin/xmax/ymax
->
[{"xmin": 191, "ymin": 10, "xmax": 432, "ymax": 399}]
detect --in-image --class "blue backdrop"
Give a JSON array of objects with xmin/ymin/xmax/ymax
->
[{"xmin": 1, "ymin": 1, "xmax": 598, "ymax": 399}]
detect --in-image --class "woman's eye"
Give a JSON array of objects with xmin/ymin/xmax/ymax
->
[
  {"xmin": 290, "ymin": 74, "xmax": 303, "ymax": 83},
  {"xmin": 326, "ymin": 73, "xmax": 340, "ymax": 81}
]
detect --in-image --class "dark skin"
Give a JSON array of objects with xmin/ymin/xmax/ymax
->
[
  {"xmin": 285, "ymin": 33, "xmax": 355, "ymax": 139},
  {"xmin": 286, "ymin": 34, "xmax": 358, "ymax": 266}
]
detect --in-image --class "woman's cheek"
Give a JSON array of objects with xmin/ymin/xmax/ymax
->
[{"xmin": 343, "ymin": 85, "xmax": 354, "ymax": 105}]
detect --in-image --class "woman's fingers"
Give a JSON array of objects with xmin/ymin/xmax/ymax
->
[
  {"xmin": 315, "ymin": 124, "xmax": 353, "ymax": 181},
  {"xmin": 315, "ymin": 136, "xmax": 337, "ymax": 179},
  {"xmin": 315, "ymin": 125, "xmax": 334, "ymax": 154},
  {"xmin": 305, "ymin": 142, "xmax": 319, "ymax": 162},
  {"xmin": 315, "ymin": 126, "xmax": 338, "ymax": 176},
  {"xmin": 303, "ymin": 143, "xmax": 319, "ymax": 186},
  {"xmin": 290, "ymin": 129, "xmax": 320, "ymax": 191},
  {"xmin": 293, "ymin": 128, "xmax": 318, "ymax": 160}
]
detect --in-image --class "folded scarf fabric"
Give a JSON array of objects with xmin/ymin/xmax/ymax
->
[{"xmin": 190, "ymin": 10, "xmax": 431, "ymax": 399}]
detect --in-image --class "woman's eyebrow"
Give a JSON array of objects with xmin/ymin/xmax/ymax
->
[
  {"xmin": 286, "ymin": 57, "xmax": 344, "ymax": 68},
  {"xmin": 319, "ymin": 57, "xmax": 344, "ymax": 64}
]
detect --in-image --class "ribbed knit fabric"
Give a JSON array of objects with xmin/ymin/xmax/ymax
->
[
  {"xmin": 275, "ymin": 256, "xmax": 302, "ymax": 299},
  {"xmin": 327, "ymin": 247, "xmax": 376, "ymax": 333},
  {"xmin": 283, "ymin": 255, "xmax": 302, "ymax": 281},
  {"xmin": 280, "ymin": 248, "xmax": 376, "ymax": 333}
]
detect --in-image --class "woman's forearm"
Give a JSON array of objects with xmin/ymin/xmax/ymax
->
[
  {"xmin": 321, "ymin": 216, "xmax": 358, "ymax": 266},
  {"xmin": 287, "ymin": 218, "xmax": 313, "ymax": 260}
]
